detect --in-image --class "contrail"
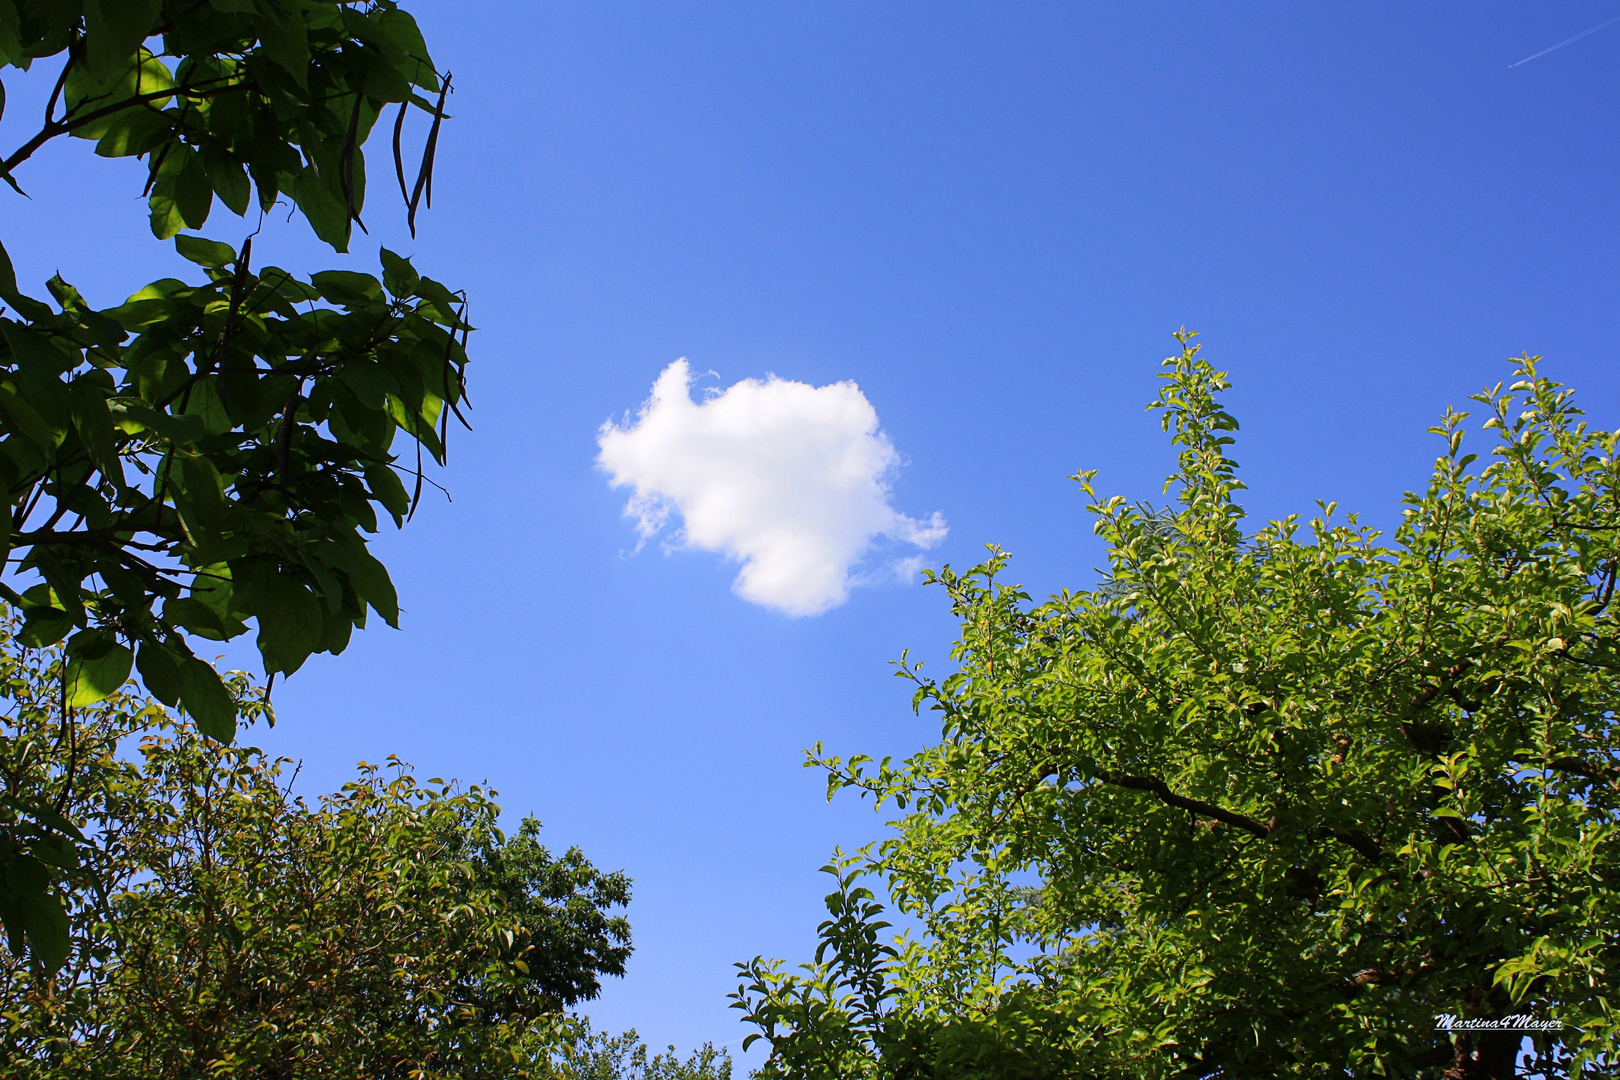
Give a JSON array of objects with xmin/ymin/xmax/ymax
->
[{"xmin": 1508, "ymin": 12, "xmax": 1620, "ymax": 67}]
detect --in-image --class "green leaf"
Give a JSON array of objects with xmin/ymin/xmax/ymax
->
[
  {"xmin": 77, "ymin": 307, "xmax": 127, "ymax": 350},
  {"xmin": 317, "ymin": 605, "xmax": 355, "ymax": 655},
  {"xmin": 68, "ymin": 382, "xmax": 121, "ymax": 482},
  {"xmin": 247, "ymin": 563, "xmax": 323, "ymax": 675},
  {"xmin": 379, "ymin": 248, "xmax": 420, "ymax": 297},
  {"xmin": 376, "ymin": 9, "xmax": 435, "ymax": 80},
  {"xmin": 0, "ymin": 5, "xmax": 20, "ymax": 71},
  {"xmin": 347, "ymin": 550, "xmax": 398, "ymax": 628},
  {"xmin": 65, "ymin": 644, "xmax": 133, "ymax": 707},
  {"xmin": 179, "ymin": 379, "xmax": 231, "ymax": 436},
  {"xmin": 135, "ymin": 640, "xmax": 183, "ymax": 707},
  {"xmin": 105, "ymin": 401, "xmax": 207, "ymax": 446},
  {"xmin": 312, "ymin": 539, "xmax": 398, "ymax": 627},
  {"xmin": 175, "ymin": 234, "xmax": 239, "ymax": 269},
  {"xmin": 0, "ymin": 317, "xmax": 74, "ymax": 378},
  {"xmin": 386, "ymin": 393, "xmax": 444, "ymax": 461},
  {"xmin": 45, "ymin": 274, "xmax": 87, "ymax": 313},
  {"xmin": 291, "ymin": 168, "xmax": 350, "ymax": 252},
  {"xmin": 83, "ymin": 0, "xmax": 163, "ymax": 83},
  {"xmin": 0, "ymin": 848, "xmax": 48, "ymax": 897},
  {"xmin": 364, "ymin": 460, "xmax": 410, "ymax": 524},
  {"xmin": 201, "ymin": 148, "xmax": 252, "ymax": 217},
  {"xmin": 93, "ymin": 105, "xmax": 172, "ymax": 158},
  {"xmin": 65, "ymin": 49, "xmax": 176, "ymax": 141},
  {"xmin": 175, "ymin": 151, "xmax": 214, "ymax": 230},
  {"xmin": 163, "ymin": 597, "xmax": 232, "ymax": 641},
  {"xmin": 337, "ymin": 359, "xmax": 397, "ymax": 409},
  {"xmin": 103, "ymin": 295, "xmax": 174, "ymax": 330},
  {"xmin": 190, "ymin": 562, "xmax": 235, "ymax": 616},
  {"xmin": 415, "ymin": 277, "xmax": 468, "ymax": 328},
  {"xmin": 149, "ymin": 192, "xmax": 187, "ymax": 241},
  {"xmin": 0, "ymin": 238, "xmax": 54, "ymax": 321},
  {"xmin": 178, "ymin": 658, "xmax": 236, "ymax": 742},
  {"xmin": 179, "ymin": 453, "xmax": 226, "ymax": 527},
  {"xmin": 6, "ymin": 886, "xmax": 71, "ymax": 973},
  {"xmin": 253, "ymin": 0, "xmax": 311, "ymax": 86},
  {"xmin": 0, "ymin": 383, "xmax": 59, "ymax": 451},
  {"xmin": 28, "ymin": 834, "xmax": 78, "ymax": 871},
  {"xmin": 311, "ymin": 270, "xmax": 384, "ymax": 306},
  {"xmin": 18, "ymin": 607, "xmax": 74, "ymax": 648}
]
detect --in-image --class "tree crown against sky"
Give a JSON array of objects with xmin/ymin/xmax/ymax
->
[
  {"xmin": 734, "ymin": 336, "xmax": 1620, "ymax": 1079},
  {"xmin": 0, "ymin": 0, "xmax": 470, "ymax": 969},
  {"xmin": 0, "ymin": 613, "xmax": 634, "ymax": 1079}
]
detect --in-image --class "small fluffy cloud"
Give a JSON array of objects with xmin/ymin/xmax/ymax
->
[{"xmin": 597, "ymin": 360, "xmax": 946, "ymax": 616}]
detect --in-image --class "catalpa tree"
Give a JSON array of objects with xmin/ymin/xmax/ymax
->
[{"xmin": 0, "ymin": 0, "xmax": 469, "ymax": 969}]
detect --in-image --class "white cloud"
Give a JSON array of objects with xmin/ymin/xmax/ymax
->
[{"xmin": 597, "ymin": 360, "xmax": 946, "ymax": 616}]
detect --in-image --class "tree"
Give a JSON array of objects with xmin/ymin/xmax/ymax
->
[
  {"xmin": 552, "ymin": 1019, "xmax": 735, "ymax": 1080},
  {"xmin": 0, "ymin": 0, "xmax": 470, "ymax": 967},
  {"xmin": 0, "ymin": 613, "xmax": 633, "ymax": 1078},
  {"xmin": 734, "ymin": 336, "xmax": 1620, "ymax": 1079}
]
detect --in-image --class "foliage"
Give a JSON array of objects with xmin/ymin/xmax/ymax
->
[
  {"xmin": 0, "ymin": 0, "xmax": 470, "ymax": 967},
  {"xmin": 735, "ymin": 335, "xmax": 1620, "ymax": 1079},
  {"xmin": 0, "ymin": 617, "xmax": 632, "ymax": 1079},
  {"xmin": 733, "ymin": 853, "xmax": 901, "ymax": 1080},
  {"xmin": 0, "ymin": 0, "xmax": 450, "ymax": 248},
  {"xmin": 551, "ymin": 1019, "xmax": 735, "ymax": 1080}
]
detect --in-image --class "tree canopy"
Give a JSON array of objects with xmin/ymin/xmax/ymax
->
[
  {"xmin": 735, "ymin": 337, "xmax": 1620, "ymax": 1079},
  {"xmin": 0, "ymin": 615, "xmax": 633, "ymax": 1078},
  {"xmin": 0, "ymin": 0, "xmax": 468, "ymax": 968},
  {"xmin": 552, "ymin": 1020, "xmax": 735, "ymax": 1080}
]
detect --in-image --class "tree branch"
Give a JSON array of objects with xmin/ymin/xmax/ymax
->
[
  {"xmin": 1, "ymin": 76, "xmax": 241, "ymax": 180},
  {"xmin": 1092, "ymin": 769, "xmax": 1386, "ymax": 862},
  {"xmin": 1094, "ymin": 770, "xmax": 1273, "ymax": 839},
  {"xmin": 1324, "ymin": 827, "xmax": 1384, "ymax": 863},
  {"xmin": 1547, "ymin": 756, "xmax": 1620, "ymax": 788}
]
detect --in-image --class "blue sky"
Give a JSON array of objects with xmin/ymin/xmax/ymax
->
[{"xmin": 3, "ymin": 1, "xmax": 1618, "ymax": 1065}]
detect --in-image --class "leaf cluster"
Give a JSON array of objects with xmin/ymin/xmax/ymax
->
[
  {"xmin": 0, "ymin": 238, "xmax": 468, "ymax": 739},
  {"xmin": 0, "ymin": 0, "xmax": 446, "ymax": 249}
]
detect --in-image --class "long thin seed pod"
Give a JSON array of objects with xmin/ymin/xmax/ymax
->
[
  {"xmin": 392, "ymin": 100, "xmax": 411, "ymax": 206},
  {"xmin": 439, "ymin": 390, "xmax": 449, "ymax": 458},
  {"xmin": 438, "ymin": 311, "xmax": 471, "ymax": 432},
  {"xmin": 339, "ymin": 88, "xmax": 368, "ymax": 239},
  {"xmin": 425, "ymin": 80, "xmax": 450, "ymax": 211},
  {"xmin": 407, "ymin": 431, "xmax": 424, "ymax": 522},
  {"xmin": 407, "ymin": 74, "xmax": 451, "ymax": 237}
]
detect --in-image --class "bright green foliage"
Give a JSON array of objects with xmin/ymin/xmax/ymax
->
[
  {"xmin": 552, "ymin": 1019, "xmax": 735, "ymax": 1080},
  {"xmin": 0, "ymin": 0, "xmax": 469, "ymax": 968},
  {"xmin": 0, "ymin": 620, "xmax": 633, "ymax": 1078},
  {"xmin": 732, "ymin": 854, "xmax": 906, "ymax": 1079},
  {"xmin": 735, "ymin": 336, "xmax": 1620, "ymax": 1078}
]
